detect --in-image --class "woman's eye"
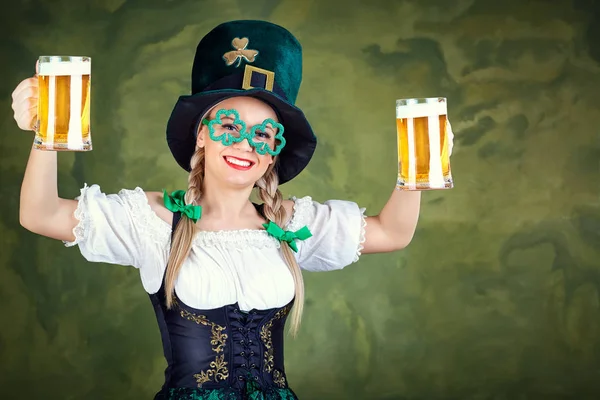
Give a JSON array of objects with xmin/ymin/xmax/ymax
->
[
  {"xmin": 222, "ymin": 124, "xmax": 238, "ymax": 132},
  {"xmin": 255, "ymin": 131, "xmax": 271, "ymax": 139}
]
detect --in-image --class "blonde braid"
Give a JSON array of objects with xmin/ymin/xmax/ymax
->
[
  {"xmin": 164, "ymin": 147, "xmax": 205, "ymax": 308},
  {"xmin": 256, "ymin": 166, "xmax": 305, "ymax": 337}
]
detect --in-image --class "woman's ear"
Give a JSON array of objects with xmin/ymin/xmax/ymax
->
[{"xmin": 196, "ymin": 124, "xmax": 205, "ymax": 148}]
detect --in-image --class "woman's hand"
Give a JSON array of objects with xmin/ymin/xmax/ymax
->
[{"xmin": 11, "ymin": 63, "xmax": 38, "ymax": 131}]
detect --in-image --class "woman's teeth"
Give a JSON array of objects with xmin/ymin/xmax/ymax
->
[{"xmin": 225, "ymin": 157, "xmax": 251, "ymax": 167}]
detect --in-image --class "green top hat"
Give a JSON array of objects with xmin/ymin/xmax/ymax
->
[{"xmin": 166, "ymin": 20, "xmax": 317, "ymax": 185}]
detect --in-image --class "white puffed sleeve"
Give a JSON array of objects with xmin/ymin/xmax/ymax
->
[
  {"xmin": 64, "ymin": 184, "xmax": 170, "ymax": 269},
  {"xmin": 286, "ymin": 196, "xmax": 367, "ymax": 272}
]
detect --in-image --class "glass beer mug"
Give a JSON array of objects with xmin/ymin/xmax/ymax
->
[
  {"xmin": 34, "ymin": 56, "xmax": 92, "ymax": 151},
  {"xmin": 396, "ymin": 97, "xmax": 453, "ymax": 190}
]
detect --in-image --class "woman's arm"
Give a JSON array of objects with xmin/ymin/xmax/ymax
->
[
  {"xmin": 362, "ymin": 190, "xmax": 421, "ymax": 254},
  {"xmin": 12, "ymin": 73, "xmax": 79, "ymax": 241},
  {"xmin": 362, "ymin": 122, "xmax": 454, "ymax": 254},
  {"xmin": 19, "ymin": 149, "xmax": 79, "ymax": 241}
]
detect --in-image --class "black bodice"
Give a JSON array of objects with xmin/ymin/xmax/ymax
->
[{"xmin": 149, "ymin": 211, "xmax": 297, "ymax": 400}]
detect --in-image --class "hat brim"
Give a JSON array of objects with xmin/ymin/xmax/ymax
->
[{"xmin": 166, "ymin": 88, "xmax": 316, "ymax": 185}]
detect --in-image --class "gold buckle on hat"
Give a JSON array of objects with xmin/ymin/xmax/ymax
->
[{"xmin": 242, "ymin": 65, "xmax": 275, "ymax": 92}]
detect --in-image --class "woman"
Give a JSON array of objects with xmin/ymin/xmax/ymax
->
[{"xmin": 11, "ymin": 20, "xmax": 430, "ymax": 399}]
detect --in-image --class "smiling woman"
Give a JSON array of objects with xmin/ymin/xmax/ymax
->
[{"xmin": 11, "ymin": 19, "xmax": 436, "ymax": 400}]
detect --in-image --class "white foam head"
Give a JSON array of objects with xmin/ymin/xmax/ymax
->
[
  {"xmin": 396, "ymin": 98, "xmax": 447, "ymax": 119},
  {"xmin": 39, "ymin": 57, "xmax": 90, "ymax": 76}
]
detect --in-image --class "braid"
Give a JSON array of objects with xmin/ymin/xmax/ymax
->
[
  {"xmin": 257, "ymin": 172, "xmax": 285, "ymax": 225},
  {"xmin": 164, "ymin": 147, "xmax": 205, "ymax": 308},
  {"xmin": 256, "ymin": 166, "xmax": 305, "ymax": 337},
  {"xmin": 185, "ymin": 150, "xmax": 204, "ymax": 207}
]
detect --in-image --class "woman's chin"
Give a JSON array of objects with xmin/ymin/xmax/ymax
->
[
  {"xmin": 221, "ymin": 174, "xmax": 260, "ymax": 189},
  {"xmin": 206, "ymin": 165, "xmax": 268, "ymax": 190}
]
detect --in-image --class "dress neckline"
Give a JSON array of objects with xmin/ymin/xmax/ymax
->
[{"xmin": 146, "ymin": 193, "xmax": 313, "ymax": 246}]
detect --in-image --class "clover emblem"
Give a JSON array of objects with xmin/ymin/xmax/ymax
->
[
  {"xmin": 206, "ymin": 109, "xmax": 247, "ymax": 146},
  {"xmin": 222, "ymin": 37, "xmax": 259, "ymax": 68},
  {"xmin": 248, "ymin": 119, "xmax": 286, "ymax": 156}
]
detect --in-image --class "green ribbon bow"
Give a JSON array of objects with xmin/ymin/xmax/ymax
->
[
  {"xmin": 262, "ymin": 221, "xmax": 312, "ymax": 253},
  {"xmin": 163, "ymin": 189, "xmax": 202, "ymax": 223}
]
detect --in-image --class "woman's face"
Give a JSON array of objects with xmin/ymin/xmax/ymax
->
[{"xmin": 196, "ymin": 96, "xmax": 279, "ymax": 189}]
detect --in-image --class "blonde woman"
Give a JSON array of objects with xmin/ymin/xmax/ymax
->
[{"xmin": 12, "ymin": 20, "xmax": 430, "ymax": 399}]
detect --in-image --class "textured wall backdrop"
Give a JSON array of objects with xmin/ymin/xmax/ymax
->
[{"xmin": 1, "ymin": 0, "xmax": 600, "ymax": 399}]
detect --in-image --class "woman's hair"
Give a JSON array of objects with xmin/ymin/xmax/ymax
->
[{"xmin": 164, "ymin": 146, "xmax": 305, "ymax": 337}]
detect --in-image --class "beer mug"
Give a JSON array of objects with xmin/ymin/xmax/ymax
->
[
  {"xmin": 34, "ymin": 56, "xmax": 92, "ymax": 151},
  {"xmin": 396, "ymin": 97, "xmax": 453, "ymax": 190}
]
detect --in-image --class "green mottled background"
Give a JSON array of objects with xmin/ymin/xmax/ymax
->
[{"xmin": 1, "ymin": 0, "xmax": 600, "ymax": 399}]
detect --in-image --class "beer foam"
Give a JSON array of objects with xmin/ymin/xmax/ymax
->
[
  {"xmin": 39, "ymin": 60, "xmax": 90, "ymax": 76},
  {"xmin": 396, "ymin": 101, "xmax": 447, "ymax": 119}
]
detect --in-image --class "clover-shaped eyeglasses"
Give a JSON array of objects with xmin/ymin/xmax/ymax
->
[{"xmin": 201, "ymin": 109, "xmax": 286, "ymax": 156}]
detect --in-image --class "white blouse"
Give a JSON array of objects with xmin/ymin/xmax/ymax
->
[{"xmin": 65, "ymin": 184, "xmax": 367, "ymax": 311}]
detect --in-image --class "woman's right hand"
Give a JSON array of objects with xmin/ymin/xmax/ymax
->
[{"xmin": 11, "ymin": 68, "xmax": 38, "ymax": 131}]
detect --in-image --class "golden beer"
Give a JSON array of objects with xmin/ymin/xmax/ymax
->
[
  {"xmin": 396, "ymin": 98, "xmax": 453, "ymax": 190},
  {"xmin": 34, "ymin": 56, "xmax": 91, "ymax": 151}
]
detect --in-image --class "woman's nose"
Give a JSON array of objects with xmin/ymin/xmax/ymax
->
[{"xmin": 232, "ymin": 137, "xmax": 253, "ymax": 151}]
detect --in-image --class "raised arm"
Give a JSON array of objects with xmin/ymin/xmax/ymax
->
[
  {"xmin": 361, "ymin": 125, "xmax": 455, "ymax": 254},
  {"xmin": 11, "ymin": 70, "xmax": 78, "ymax": 242},
  {"xmin": 362, "ymin": 190, "xmax": 422, "ymax": 254}
]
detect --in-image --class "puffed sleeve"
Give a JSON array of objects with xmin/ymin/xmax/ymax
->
[
  {"xmin": 286, "ymin": 196, "xmax": 367, "ymax": 272},
  {"xmin": 63, "ymin": 184, "xmax": 170, "ymax": 269}
]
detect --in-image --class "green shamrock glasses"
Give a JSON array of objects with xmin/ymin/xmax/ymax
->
[{"xmin": 202, "ymin": 109, "xmax": 286, "ymax": 156}]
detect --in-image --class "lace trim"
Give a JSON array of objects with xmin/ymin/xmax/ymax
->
[
  {"xmin": 119, "ymin": 187, "xmax": 171, "ymax": 247},
  {"xmin": 353, "ymin": 207, "xmax": 368, "ymax": 263},
  {"xmin": 64, "ymin": 183, "xmax": 91, "ymax": 247},
  {"xmin": 194, "ymin": 229, "xmax": 280, "ymax": 249},
  {"xmin": 286, "ymin": 196, "xmax": 313, "ymax": 231}
]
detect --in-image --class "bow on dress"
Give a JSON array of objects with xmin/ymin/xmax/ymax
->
[
  {"xmin": 262, "ymin": 221, "xmax": 312, "ymax": 252},
  {"xmin": 163, "ymin": 189, "xmax": 202, "ymax": 222}
]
